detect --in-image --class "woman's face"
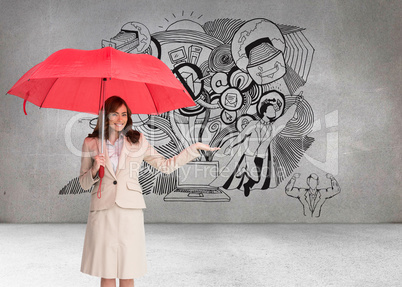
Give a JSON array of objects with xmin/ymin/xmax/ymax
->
[{"xmin": 108, "ymin": 104, "xmax": 128, "ymax": 133}]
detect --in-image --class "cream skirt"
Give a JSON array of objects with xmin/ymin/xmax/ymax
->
[{"xmin": 81, "ymin": 203, "xmax": 147, "ymax": 279}]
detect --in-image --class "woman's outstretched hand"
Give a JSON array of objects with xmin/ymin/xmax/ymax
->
[{"xmin": 195, "ymin": 142, "xmax": 220, "ymax": 152}]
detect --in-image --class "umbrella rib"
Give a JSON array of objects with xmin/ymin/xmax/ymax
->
[
  {"xmin": 39, "ymin": 78, "xmax": 59, "ymax": 109},
  {"xmin": 144, "ymin": 83, "xmax": 158, "ymax": 114},
  {"xmin": 98, "ymin": 78, "xmax": 103, "ymax": 111}
]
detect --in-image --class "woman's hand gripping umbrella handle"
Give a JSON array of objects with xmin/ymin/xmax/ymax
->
[
  {"xmin": 98, "ymin": 166, "xmax": 104, "ymax": 199},
  {"xmin": 93, "ymin": 153, "xmax": 105, "ymax": 199}
]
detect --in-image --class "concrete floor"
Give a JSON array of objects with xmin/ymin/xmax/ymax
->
[{"xmin": 0, "ymin": 224, "xmax": 401, "ymax": 287}]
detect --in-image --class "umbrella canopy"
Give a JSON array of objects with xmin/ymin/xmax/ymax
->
[
  {"xmin": 7, "ymin": 46, "xmax": 195, "ymax": 115},
  {"xmin": 7, "ymin": 46, "xmax": 196, "ymax": 199}
]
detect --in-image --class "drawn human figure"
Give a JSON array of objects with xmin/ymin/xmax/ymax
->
[
  {"xmin": 210, "ymin": 90, "xmax": 301, "ymax": 197},
  {"xmin": 285, "ymin": 173, "xmax": 341, "ymax": 217}
]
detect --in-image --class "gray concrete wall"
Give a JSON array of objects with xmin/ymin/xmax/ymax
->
[{"xmin": 0, "ymin": 0, "xmax": 401, "ymax": 223}]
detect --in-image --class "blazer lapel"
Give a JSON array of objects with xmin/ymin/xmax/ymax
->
[
  {"xmin": 96, "ymin": 138, "xmax": 117, "ymax": 180},
  {"xmin": 314, "ymin": 191, "xmax": 322, "ymax": 208},
  {"xmin": 116, "ymin": 136, "xmax": 130, "ymax": 178},
  {"xmin": 304, "ymin": 191, "xmax": 313, "ymax": 212}
]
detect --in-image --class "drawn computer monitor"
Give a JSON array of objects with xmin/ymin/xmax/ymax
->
[
  {"xmin": 164, "ymin": 161, "xmax": 231, "ymax": 202},
  {"xmin": 177, "ymin": 161, "xmax": 218, "ymax": 189},
  {"xmin": 168, "ymin": 46, "xmax": 187, "ymax": 66}
]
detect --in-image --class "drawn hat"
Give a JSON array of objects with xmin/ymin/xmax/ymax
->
[{"xmin": 246, "ymin": 38, "xmax": 281, "ymax": 68}]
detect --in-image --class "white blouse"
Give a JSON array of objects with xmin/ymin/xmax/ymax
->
[{"xmin": 106, "ymin": 133, "xmax": 124, "ymax": 173}]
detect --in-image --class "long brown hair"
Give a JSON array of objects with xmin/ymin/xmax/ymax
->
[{"xmin": 88, "ymin": 96, "xmax": 140, "ymax": 144}]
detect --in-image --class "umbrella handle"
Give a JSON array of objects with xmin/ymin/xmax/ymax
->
[
  {"xmin": 99, "ymin": 166, "xmax": 104, "ymax": 178},
  {"xmin": 23, "ymin": 98, "xmax": 28, "ymax": 115},
  {"xmin": 97, "ymin": 166, "xmax": 105, "ymax": 199}
]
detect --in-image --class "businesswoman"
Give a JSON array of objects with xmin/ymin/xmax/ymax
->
[{"xmin": 79, "ymin": 96, "xmax": 219, "ymax": 287}]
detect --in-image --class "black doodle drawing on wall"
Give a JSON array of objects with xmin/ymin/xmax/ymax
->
[
  {"xmin": 60, "ymin": 14, "xmax": 315, "ymax": 202},
  {"xmin": 285, "ymin": 173, "xmax": 341, "ymax": 217}
]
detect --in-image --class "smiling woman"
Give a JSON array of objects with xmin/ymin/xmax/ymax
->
[{"xmin": 78, "ymin": 95, "xmax": 219, "ymax": 286}]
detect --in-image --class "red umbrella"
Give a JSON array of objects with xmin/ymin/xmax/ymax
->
[
  {"xmin": 8, "ymin": 46, "xmax": 194, "ymax": 115},
  {"xmin": 7, "ymin": 46, "xmax": 196, "ymax": 197}
]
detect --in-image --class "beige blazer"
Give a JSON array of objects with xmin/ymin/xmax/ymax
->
[{"xmin": 79, "ymin": 132, "xmax": 201, "ymax": 211}]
